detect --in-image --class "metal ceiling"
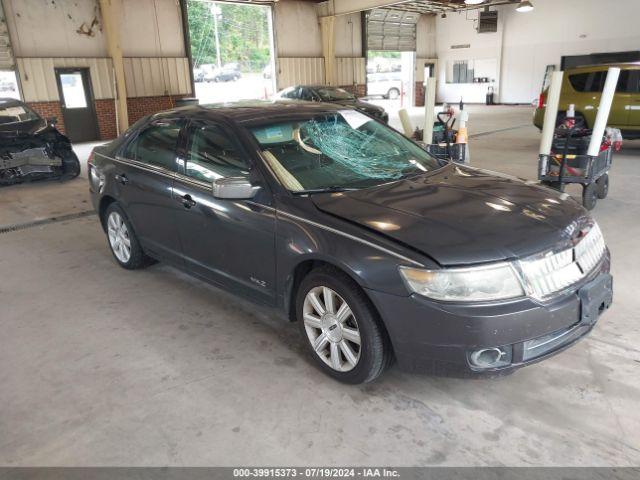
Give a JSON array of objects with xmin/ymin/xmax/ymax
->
[{"xmin": 384, "ymin": 0, "xmax": 517, "ymax": 15}]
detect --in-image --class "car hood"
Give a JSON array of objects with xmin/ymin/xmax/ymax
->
[
  {"xmin": 311, "ymin": 164, "xmax": 589, "ymax": 266},
  {"xmin": 0, "ymin": 118, "xmax": 49, "ymax": 137}
]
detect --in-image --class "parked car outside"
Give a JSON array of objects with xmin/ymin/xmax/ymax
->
[
  {"xmin": 89, "ymin": 101, "xmax": 612, "ymax": 384},
  {"xmin": 193, "ymin": 67, "xmax": 206, "ymax": 83},
  {"xmin": 276, "ymin": 85, "xmax": 389, "ymax": 123},
  {"xmin": 0, "ymin": 98, "xmax": 80, "ymax": 185},
  {"xmin": 205, "ymin": 63, "xmax": 242, "ymax": 82},
  {"xmin": 367, "ymin": 72, "xmax": 403, "ymax": 100},
  {"xmin": 533, "ymin": 62, "xmax": 640, "ymax": 139}
]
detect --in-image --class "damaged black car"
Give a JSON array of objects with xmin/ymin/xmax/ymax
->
[{"xmin": 0, "ymin": 97, "xmax": 80, "ymax": 186}]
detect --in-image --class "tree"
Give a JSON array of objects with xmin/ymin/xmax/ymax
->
[{"xmin": 187, "ymin": 0, "xmax": 271, "ymax": 72}]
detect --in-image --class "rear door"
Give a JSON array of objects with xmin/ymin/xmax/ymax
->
[
  {"xmin": 171, "ymin": 120, "xmax": 277, "ymax": 304},
  {"xmin": 115, "ymin": 119, "xmax": 184, "ymax": 265}
]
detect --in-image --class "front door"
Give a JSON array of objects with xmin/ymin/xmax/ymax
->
[
  {"xmin": 172, "ymin": 120, "xmax": 277, "ymax": 305},
  {"xmin": 55, "ymin": 68, "xmax": 100, "ymax": 142}
]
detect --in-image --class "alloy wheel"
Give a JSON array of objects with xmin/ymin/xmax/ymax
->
[
  {"xmin": 303, "ymin": 286, "xmax": 361, "ymax": 372},
  {"xmin": 107, "ymin": 211, "xmax": 132, "ymax": 263}
]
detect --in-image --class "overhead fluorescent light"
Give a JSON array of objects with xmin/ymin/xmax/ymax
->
[
  {"xmin": 516, "ymin": 0, "xmax": 534, "ymax": 12},
  {"xmin": 464, "ymin": 0, "xmax": 486, "ymax": 4}
]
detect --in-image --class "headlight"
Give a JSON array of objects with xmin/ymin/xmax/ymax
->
[{"xmin": 399, "ymin": 263, "xmax": 525, "ymax": 302}]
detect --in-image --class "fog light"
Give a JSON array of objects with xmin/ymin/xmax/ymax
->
[{"xmin": 469, "ymin": 346, "xmax": 512, "ymax": 369}]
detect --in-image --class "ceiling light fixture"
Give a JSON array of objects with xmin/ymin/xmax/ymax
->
[
  {"xmin": 464, "ymin": 0, "xmax": 486, "ymax": 4},
  {"xmin": 516, "ymin": 0, "xmax": 534, "ymax": 12}
]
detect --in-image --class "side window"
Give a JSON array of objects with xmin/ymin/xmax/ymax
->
[
  {"xmin": 185, "ymin": 125, "xmax": 250, "ymax": 182},
  {"xmin": 626, "ymin": 71, "xmax": 640, "ymax": 93},
  {"xmin": 123, "ymin": 121, "xmax": 182, "ymax": 171},
  {"xmin": 569, "ymin": 72, "xmax": 605, "ymax": 92},
  {"xmin": 281, "ymin": 87, "xmax": 299, "ymax": 99}
]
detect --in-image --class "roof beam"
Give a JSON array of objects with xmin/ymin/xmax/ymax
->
[{"xmin": 318, "ymin": 0, "xmax": 418, "ymax": 17}]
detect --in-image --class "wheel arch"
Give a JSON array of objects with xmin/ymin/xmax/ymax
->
[
  {"xmin": 284, "ymin": 257, "xmax": 367, "ymax": 323},
  {"xmin": 98, "ymin": 195, "xmax": 117, "ymax": 232}
]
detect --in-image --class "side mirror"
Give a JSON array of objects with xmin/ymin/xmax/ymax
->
[
  {"xmin": 47, "ymin": 116, "xmax": 58, "ymax": 125},
  {"xmin": 212, "ymin": 177, "xmax": 260, "ymax": 200}
]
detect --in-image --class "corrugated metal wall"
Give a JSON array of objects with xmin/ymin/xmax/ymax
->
[
  {"xmin": 16, "ymin": 56, "xmax": 191, "ymax": 102},
  {"xmin": 0, "ymin": 1, "xmax": 14, "ymax": 70},
  {"xmin": 123, "ymin": 57, "xmax": 191, "ymax": 97},
  {"xmin": 276, "ymin": 57, "xmax": 366, "ymax": 89},
  {"xmin": 336, "ymin": 57, "xmax": 366, "ymax": 86},
  {"xmin": 17, "ymin": 57, "xmax": 115, "ymax": 102},
  {"xmin": 276, "ymin": 57, "xmax": 324, "ymax": 90}
]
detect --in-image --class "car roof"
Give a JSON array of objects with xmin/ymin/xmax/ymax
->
[{"xmin": 152, "ymin": 99, "xmax": 349, "ymax": 126}]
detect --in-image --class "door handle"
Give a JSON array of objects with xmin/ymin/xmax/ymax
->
[
  {"xmin": 115, "ymin": 173, "xmax": 129, "ymax": 185},
  {"xmin": 180, "ymin": 194, "xmax": 197, "ymax": 209}
]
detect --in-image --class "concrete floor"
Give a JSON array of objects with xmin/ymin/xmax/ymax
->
[{"xmin": 1, "ymin": 106, "xmax": 639, "ymax": 466}]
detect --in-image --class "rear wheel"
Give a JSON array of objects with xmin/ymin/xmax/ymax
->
[
  {"xmin": 387, "ymin": 88, "xmax": 400, "ymax": 100},
  {"xmin": 296, "ymin": 267, "xmax": 392, "ymax": 384},
  {"xmin": 582, "ymin": 182, "xmax": 598, "ymax": 210},
  {"xmin": 104, "ymin": 203, "xmax": 155, "ymax": 269},
  {"xmin": 596, "ymin": 174, "xmax": 609, "ymax": 199}
]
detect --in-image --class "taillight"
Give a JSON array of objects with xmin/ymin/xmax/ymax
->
[{"xmin": 538, "ymin": 92, "xmax": 546, "ymax": 109}]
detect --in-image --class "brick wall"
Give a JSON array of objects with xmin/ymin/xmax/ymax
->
[
  {"xmin": 126, "ymin": 95, "xmax": 187, "ymax": 125},
  {"xmin": 29, "ymin": 95, "xmax": 187, "ymax": 142},
  {"xmin": 415, "ymin": 82, "xmax": 425, "ymax": 107},
  {"xmin": 95, "ymin": 99, "xmax": 117, "ymax": 140},
  {"xmin": 28, "ymin": 101, "xmax": 65, "ymax": 134},
  {"xmin": 338, "ymin": 84, "xmax": 367, "ymax": 98}
]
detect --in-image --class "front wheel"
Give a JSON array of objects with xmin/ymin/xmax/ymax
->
[
  {"xmin": 60, "ymin": 150, "xmax": 80, "ymax": 180},
  {"xmin": 296, "ymin": 267, "xmax": 392, "ymax": 384},
  {"xmin": 387, "ymin": 88, "xmax": 400, "ymax": 100}
]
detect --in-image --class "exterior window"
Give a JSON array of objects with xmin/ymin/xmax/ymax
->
[
  {"xmin": 124, "ymin": 121, "xmax": 181, "ymax": 171},
  {"xmin": 185, "ymin": 125, "xmax": 249, "ymax": 182}
]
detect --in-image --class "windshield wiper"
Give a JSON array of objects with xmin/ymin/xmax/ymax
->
[{"xmin": 293, "ymin": 186, "xmax": 358, "ymax": 195}]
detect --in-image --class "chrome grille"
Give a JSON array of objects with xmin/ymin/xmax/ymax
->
[{"xmin": 517, "ymin": 223, "xmax": 606, "ymax": 300}]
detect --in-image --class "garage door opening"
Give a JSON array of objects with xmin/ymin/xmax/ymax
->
[
  {"xmin": 186, "ymin": 0, "xmax": 276, "ymax": 104},
  {"xmin": 364, "ymin": 9, "xmax": 418, "ymax": 111},
  {"xmin": 366, "ymin": 50, "xmax": 415, "ymax": 110}
]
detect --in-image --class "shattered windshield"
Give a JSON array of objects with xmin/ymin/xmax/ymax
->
[
  {"xmin": 0, "ymin": 103, "xmax": 41, "ymax": 125},
  {"xmin": 250, "ymin": 110, "xmax": 442, "ymax": 193},
  {"xmin": 315, "ymin": 87, "xmax": 355, "ymax": 102}
]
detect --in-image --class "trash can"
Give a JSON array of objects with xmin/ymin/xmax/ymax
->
[
  {"xmin": 175, "ymin": 97, "xmax": 199, "ymax": 107},
  {"xmin": 485, "ymin": 87, "xmax": 495, "ymax": 105}
]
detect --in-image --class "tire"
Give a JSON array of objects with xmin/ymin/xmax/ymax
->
[
  {"xmin": 104, "ymin": 203, "xmax": 155, "ymax": 270},
  {"xmin": 60, "ymin": 150, "xmax": 80, "ymax": 180},
  {"xmin": 387, "ymin": 88, "xmax": 400, "ymax": 100},
  {"xmin": 596, "ymin": 174, "xmax": 609, "ymax": 199},
  {"xmin": 582, "ymin": 182, "xmax": 598, "ymax": 210},
  {"xmin": 296, "ymin": 266, "xmax": 392, "ymax": 384}
]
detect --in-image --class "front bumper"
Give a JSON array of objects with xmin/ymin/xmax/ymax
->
[{"xmin": 367, "ymin": 253, "xmax": 612, "ymax": 376}]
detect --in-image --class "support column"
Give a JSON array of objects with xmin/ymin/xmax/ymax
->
[
  {"xmin": 320, "ymin": 16, "xmax": 336, "ymax": 86},
  {"xmin": 99, "ymin": 0, "xmax": 129, "ymax": 134}
]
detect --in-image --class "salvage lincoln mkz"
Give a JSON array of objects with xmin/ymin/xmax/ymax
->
[{"xmin": 88, "ymin": 101, "xmax": 613, "ymax": 383}]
